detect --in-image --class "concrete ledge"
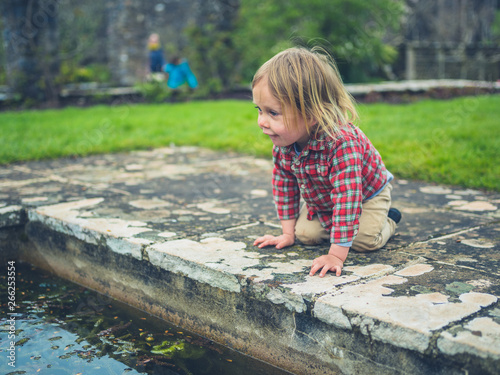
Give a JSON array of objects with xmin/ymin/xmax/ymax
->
[
  {"xmin": 1, "ymin": 146, "xmax": 499, "ymax": 374},
  {"xmin": 3, "ymin": 80, "xmax": 496, "ymax": 105},
  {"xmin": 344, "ymin": 79, "xmax": 500, "ymax": 96}
]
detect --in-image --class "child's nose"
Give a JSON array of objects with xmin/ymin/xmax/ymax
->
[{"xmin": 258, "ymin": 114, "xmax": 268, "ymax": 129}]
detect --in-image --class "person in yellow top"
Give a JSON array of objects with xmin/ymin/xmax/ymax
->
[{"xmin": 148, "ymin": 33, "xmax": 165, "ymax": 73}]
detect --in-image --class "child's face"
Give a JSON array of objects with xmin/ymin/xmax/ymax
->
[
  {"xmin": 252, "ymin": 79, "xmax": 310, "ymax": 149},
  {"xmin": 149, "ymin": 34, "xmax": 159, "ymax": 44}
]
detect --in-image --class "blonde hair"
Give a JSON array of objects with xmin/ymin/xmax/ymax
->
[
  {"xmin": 148, "ymin": 33, "xmax": 161, "ymax": 50},
  {"xmin": 252, "ymin": 47, "xmax": 358, "ymax": 139}
]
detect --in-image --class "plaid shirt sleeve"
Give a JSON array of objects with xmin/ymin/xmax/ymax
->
[
  {"xmin": 328, "ymin": 139, "xmax": 364, "ymax": 244},
  {"xmin": 272, "ymin": 146, "xmax": 301, "ymax": 220}
]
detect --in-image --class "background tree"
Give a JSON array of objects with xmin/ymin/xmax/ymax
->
[
  {"xmin": 185, "ymin": 0, "xmax": 241, "ymax": 95},
  {"xmin": 57, "ymin": 1, "xmax": 109, "ymax": 84},
  {"xmin": 233, "ymin": 0, "xmax": 405, "ymax": 83}
]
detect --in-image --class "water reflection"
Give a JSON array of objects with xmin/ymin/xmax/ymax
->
[{"xmin": 0, "ymin": 262, "xmax": 290, "ymax": 375}]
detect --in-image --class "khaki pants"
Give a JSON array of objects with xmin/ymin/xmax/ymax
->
[{"xmin": 295, "ymin": 184, "xmax": 396, "ymax": 252}]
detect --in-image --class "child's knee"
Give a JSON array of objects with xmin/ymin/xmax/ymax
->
[
  {"xmin": 353, "ymin": 215, "xmax": 398, "ymax": 252},
  {"xmin": 352, "ymin": 228, "xmax": 389, "ymax": 252},
  {"xmin": 351, "ymin": 237, "xmax": 382, "ymax": 252},
  {"xmin": 295, "ymin": 227, "xmax": 325, "ymax": 245}
]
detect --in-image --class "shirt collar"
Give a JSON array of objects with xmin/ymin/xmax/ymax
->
[
  {"xmin": 279, "ymin": 130, "xmax": 332, "ymax": 155},
  {"xmin": 308, "ymin": 131, "xmax": 332, "ymax": 151}
]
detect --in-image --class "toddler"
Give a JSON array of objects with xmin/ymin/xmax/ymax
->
[
  {"xmin": 252, "ymin": 47, "xmax": 401, "ymax": 277},
  {"xmin": 164, "ymin": 56, "xmax": 199, "ymax": 90},
  {"xmin": 148, "ymin": 33, "xmax": 165, "ymax": 73}
]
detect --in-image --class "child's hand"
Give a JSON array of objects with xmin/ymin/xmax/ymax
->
[
  {"xmin": 309, "ymin": 254, "xmax": 344, "ymax": 277},
  {"xmin": 254, "ymin": 234, "xmax": 294, "ymax": 249}
]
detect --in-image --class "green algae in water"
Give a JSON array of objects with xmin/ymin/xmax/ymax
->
[
  {"xmin": 0, "ymin": 262, "xmax": 290, "ymax": 375},
  {"xmin": 152, "ymin": 340, "xmax": 185, "ymax": 356}
]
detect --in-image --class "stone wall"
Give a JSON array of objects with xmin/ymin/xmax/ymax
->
[
  {"xmin": 106, "ymin": 0, "xmax": 500, "ymax": 85},
  {"xmin": 404, "ymin": 0, "xmax": 497, "ymax": 43},
  {"xmin": 107, "ymin": 0, "xmax": 192, "ymax": 85},
  {"xmin": 397, "ymin": 0, "xmax": 500, "ymax": 80},
  {"xmin": 403, "ymin": 42, "xmax": 500, "ymax": 81},
  {"xmin": 106, "ymin": 0, "xmax": 238, "ymax": 86},
  {"xmin": 1, "ymin": 0, "xmax": 60, "ymax": 102}
]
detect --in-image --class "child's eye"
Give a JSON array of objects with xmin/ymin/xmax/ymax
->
[
  {"xmin": 269, "ymin": 110, "xmax": 279, "ymax": 116},
  {"xmin": 254, "ymin": 106, "xmax": 262, "ymax": 113}
]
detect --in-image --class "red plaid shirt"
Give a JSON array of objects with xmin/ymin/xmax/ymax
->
[{"xmin": 272, "ymin": 124, "xmax": 390, "ymax": 245}]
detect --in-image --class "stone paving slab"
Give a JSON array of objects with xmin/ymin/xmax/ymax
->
[
  {"xmin": 0, "ymin": 146, "xmax": 499, "ymax": 374},
  {"xmin": 408, "ymin": 224, "xmax": 500, "ymax": 277}
]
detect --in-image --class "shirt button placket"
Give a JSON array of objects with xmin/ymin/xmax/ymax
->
[{"xmin": 293, "ymin": 158, "xmax": 300, "ymax": 174}]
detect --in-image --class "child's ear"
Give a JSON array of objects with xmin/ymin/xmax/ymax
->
[{"xmin": 307, "ymin": 117, "xmax": 318, "ymax": 128}]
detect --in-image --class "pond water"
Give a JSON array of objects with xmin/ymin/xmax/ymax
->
[{"xmin": 0, "ymin": 262, "xmax": 291, "ymax": 375}]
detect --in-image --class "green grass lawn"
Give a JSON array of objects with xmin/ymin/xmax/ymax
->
[{"xmin": 1, "ymin": 95, "xmax": 499, "ymax": 191}]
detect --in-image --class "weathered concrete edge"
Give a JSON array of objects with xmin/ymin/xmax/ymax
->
[
  {"xmin": 0, "ymin": 205, "xmax": 24, "ymax": 228},
  {"xmin": 11, "ymin": 219, "xmax": 382, "ymax": 375},
  {"xmin": 146, "ymin": 244, "xmax": 242, "ymax": 293},
  {"xmin": 3, "ymin": 205, "xmax": 500, "ymax": 375}
]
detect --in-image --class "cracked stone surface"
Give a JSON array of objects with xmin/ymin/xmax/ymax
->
[{"xmin": 1, "ymin": 146, "xmax": 499, "ymax": 374}]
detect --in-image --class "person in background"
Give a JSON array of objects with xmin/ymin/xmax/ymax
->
[
  {"xmin": 164, "ymin": 56, "xmax": 198, "ymax": 90},
  {"xmin": 148, "ymin": 33, "xmax": 165, "ymax": 73}
]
